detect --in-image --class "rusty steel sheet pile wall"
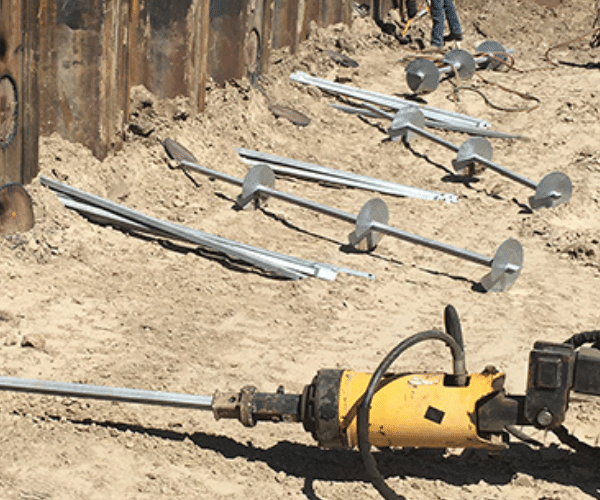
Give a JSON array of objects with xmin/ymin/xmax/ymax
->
[
  {"xmin": 128, "ymin": 0, "xmax": 209, "ymax": 111},
  {"xmin": 271, "ymin": 0, "xmax": 301, "ymax": 52},
  {"xmin": 0, "ymin": 0, "xmax": 39, "ymax": 185},
  {"xmin": 39, "ymin": 0, "xmax": 129, "ymax": 161},
  {"xmin": 272, "ymin": 0, "xmax": 352, "ymax": 51},
  {"xmin": 28, "ymin": 0, "xmax": 353, "ymax": 167},
  {"xmin": 207, "ymin": 0, "xmax": 273, "ymax": 84},
  {"xmin": 360, "ymin": 0, "xmax": 398, "ymax": 23}
]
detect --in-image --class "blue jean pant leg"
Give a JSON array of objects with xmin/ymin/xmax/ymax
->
[
  {"xmin": 430, "ymin": 0, "xmax": 462, "ymax": 46},
  {"xmin": 444, "ymin": 0, "xmax": 462, "ymax": 36},
  {"xmin": 430, "ymin": 0, "xmax": 445, "ymax": 46}
]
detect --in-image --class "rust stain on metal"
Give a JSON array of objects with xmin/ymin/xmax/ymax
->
[
  {"xmin": 24, "ymin": 0, "xmax": 41, "ymax": 184},
  {"xmin": 185, "ymin": 0, "xmax": 210, "ymax": 113},
  {"xmin": 208, "ymin": 0, "xmax": 245, "ymax": 83},
  {"xmin": 297, "ymin": 0, "xmax": 351, "ymax": 42},
  {"xmin": 0, "ymin": 0, "xmax": 39, "ymax": 185},
  {"xmin": 244, "ymin": 27, "xmax": 260, "ymax": 76},
  {"xmin": 198, "ymin": 0, "xmax": 210, "ymax": 112},
  {"xmin": 58, "ymin": 95, "xmax": 74, "ymax": 132},
  {"xmin": 300, "ymin": 0, "xmax": 319, "ymax": 40},
  {"xmin": 0, "ymin": 75, "xmax": 18, "ymax": 147},
  {"xmin": 272, "ymin": 0, "xmax": 299, "ymax": 51},
  {"xmin": 320, "ymin": 0, "xmax": 352, "ymax": 26},
  {"xmin": 99, "ymin": 0, "xmax": 128, "ymax": 157},
  {"xmin": 128, "ymin": 0, "xmax": 199, "ymax": 101},
  {"xmin": 127, "ymin": 0, "xmax": 141, "ymax": 100}
]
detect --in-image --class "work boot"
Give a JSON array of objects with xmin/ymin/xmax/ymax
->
[{"xmin": 443, "ymin": 32, "xmax": 463, "ymax": 42}]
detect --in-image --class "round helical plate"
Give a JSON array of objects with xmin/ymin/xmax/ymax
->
[
  {"xmin": 389, "ymin": 107, "xmax": 426, "ymax": 142},
  {"xmin": 442, "ymin": 49, "xmax": 476, "ymax": 80},
  {"xmin": 0, "ymin": 182, "xmax": 34, "ymax": 235},
  {"xmin": 268, "ymin": 104, "xmax": 311, "ymax": 127},
  {"xmin": 240, "ymin": 164, "xmax": 276, "ymax": 208},
  {"xmin": 405, "ymin": 58, "xmax": 440, "ymax": 94},
  {"xmin": 475, "ymin": 40, "xmax": 507, "ymax": 70},
  {"xmin": 529, "ymin": 171, "xmax": 573, "ymax": 210},
  {"xmin": 163, "ymin": 138, "xmax": 198, "ymax": 164},
  {"xmin": 453, "ymin": 137, "xmax": 493, "ymax": 175},
  {"xmin": 482, "ymin": 238, "xmax": 523, "ymax": 293},
  {"xmin": 352, "ymin": 198, "xmax": 389, "ymax": 251}
]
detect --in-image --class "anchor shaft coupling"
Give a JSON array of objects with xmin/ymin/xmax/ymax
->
[{"xmin": 212, "ymin": 385, "xmax": 303, "ymax": 426}]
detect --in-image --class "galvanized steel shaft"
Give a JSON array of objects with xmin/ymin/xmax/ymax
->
[
  {"xmin": 371, "ymin": 221, "xmax": 495, "ymax": 268},
  {"xmin": 256, "ymin": 185, "xmax": 358, "ymax": 223},
  {"xmin": 0, "ymin": 376, "xmax": 214, "ymax": 410},
  {"xmin": 41, "ymin": 176, "xmax": 304, "ymax": 280},
  {"xmin": 473, "ymin": 155, "xmax": 538, "ymax": 190},
  {"xmin": 409, "ymin": 124, "xmax": 460, "ymax": 152},
  {"xmin": 180, "ymin": 160, "xmax": 358, "ymax": 223}
]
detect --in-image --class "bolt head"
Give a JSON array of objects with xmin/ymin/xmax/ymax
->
[{"xmin": 536, "ymin": 409, "xmax": 553, "ymax": 427}]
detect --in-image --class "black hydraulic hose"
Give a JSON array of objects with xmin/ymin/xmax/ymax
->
[
  {"xmin": 504, "ymin": 425, "xmax": 543, "ymax": 447},
  {"xmin": 357, "ymin": 329, "xmax": 464, "ymax": 500},
  {"xmin": 444, "ymin": 305, "xmax": 467, "ymax": 386},
  {"xmin": 444, "ymin": 304, "xmax": 464, "ymax": 351},
  {"xmin": 563, "ymin": 330, "xmax": 600, "ymax": 349}
]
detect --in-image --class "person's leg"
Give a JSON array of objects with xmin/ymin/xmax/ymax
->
[
  {"xmin": 443, "ymin": 0, "xmax": 462, "ymax": 36},
  {"xmin": 406, "ymin": 0, "xmax": 418, "ymax": 18},
  {"xmin": 430, "ymin": 0, "xmax": 445, "ymax": 46}
]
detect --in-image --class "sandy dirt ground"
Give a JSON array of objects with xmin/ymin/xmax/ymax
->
[{"xmin": 1, "ymin": 0, "xmax": 600, "ymax": 498}]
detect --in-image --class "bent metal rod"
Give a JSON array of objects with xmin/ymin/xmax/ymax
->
[{"xmin": 178, "ymin": 160, "xmax": 524, "ymax": 292}]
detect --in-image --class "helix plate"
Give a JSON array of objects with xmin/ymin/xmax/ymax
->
[
  {"xmin": 475, "ymin": 40, "xmax": 507, "ymax": 70},
  {"xmin": 0, "ymin": 183, "xmax": 34, "ymax": 235},
  {"xmin": 163, "ymin": 138, "xmax": 198, "ymax": 164},
  {"xmin": 268, "ymin": 104, "xmax": 311, "ymax": 127},
  {"xmin": 388, "ymin": 107, "xmax": 426, "ymax": 143},
  {"xmin": 348, "ymin": 198, "xmax": 389, "ymax": 251},
  {"xmin": 442, "ymin": 49, "xmax": 476, "ymax": 80},
  {"xmin": 0, "ymin": 73, "xmax": 18, "ymax": 149},
  {"xmin": 453, "ymin": 137, "xmax": 493, "ymax": 175},
  {"xmin": 480, "ymin": 238, "xmax": 523, "ymax": 293},
  {"xmin": 237, "ymin": 164, "xmax": 276, "ymax": 209},
  {"xmin": 405, "ymin": 58, "xmax": 440, "ymax": 94},
  {"xmin": 529, "ymin": 171, "xmax": 573, "ymax": 210},
  {"xmin": 325, "ymin": 50, "xmax": 359, "ymax": 68}
]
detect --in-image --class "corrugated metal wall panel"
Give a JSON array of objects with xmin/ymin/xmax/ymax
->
[
  {"xmin": 129, "ymin": 0, "xmax": 193, "ymax": 98},
  {"xmin": 319, "ymin": 0, "xmax": 352, "ymax": 27}
]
